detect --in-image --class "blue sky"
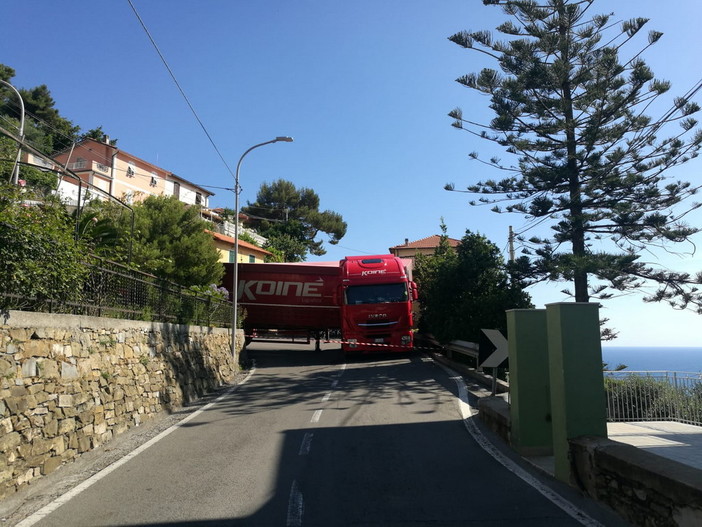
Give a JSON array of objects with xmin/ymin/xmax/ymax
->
[{"xmin": 4, "ymin": 1, "xmax": 702, "ymax": 347}]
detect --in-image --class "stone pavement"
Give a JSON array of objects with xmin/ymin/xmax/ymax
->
[
  {"xmin": 607, "ymin": 420, "xmax": 702, "ymax": 470},
  {"xmin": 527, "ymin": 421, "xmax": 702, "ymax": 475}
]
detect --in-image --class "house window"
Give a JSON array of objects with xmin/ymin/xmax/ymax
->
[
  {"xmin": 150, "ymin": 174, "xmax": 158, "ymax": 187},
  {"xmin": 195, "ymin": 192, "xmax": 202, "ymax": 205},
  {"xmin": 69, "ymin": 158, "xmax": 86, "ymax": 170},
  {"xmin": 173, "ymin": 181, "xmax": 180, "ymax": 198},
  {"xmin": 126, "ymin": 163, "xmax": 135, "ymax": 178},
  {"xmin": 248, "ymin": 255, "xmax": 256, "ymax": 263},
  {"xmin": 229, "ymin": 250, "xmax": 235, "ymax": 263}
]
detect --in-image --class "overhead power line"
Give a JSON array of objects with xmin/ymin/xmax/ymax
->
[{"xmin": 126, "ymin": 0, "xmax": 236, "ymax": 181}]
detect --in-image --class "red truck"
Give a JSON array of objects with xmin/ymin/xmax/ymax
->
[
  {"xmin": 339, "ymin": 255, "xmax": 417, "ymax": 353},
  {"xmin": 222, "ymin": 254, "xmax": 417, "ymax": 353}
]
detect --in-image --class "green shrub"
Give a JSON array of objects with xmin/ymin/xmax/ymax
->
[{"xmin": 0, "ymin": 183, "xmax": 89, "ymax": 308}]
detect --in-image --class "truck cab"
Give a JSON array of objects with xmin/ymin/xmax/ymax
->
[{"xmin": 339, "ymin": 255, "xmax": 417, "ymax": 353}]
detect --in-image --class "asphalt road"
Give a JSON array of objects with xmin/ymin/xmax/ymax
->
[{"xmin": 5, "ymin": 342, "xmax": 629, "ymax": 527}]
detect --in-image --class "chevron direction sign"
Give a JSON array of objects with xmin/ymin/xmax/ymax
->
[{"xmin": 480, "ymin": 329, "xmax": 508, "ymax": 368}]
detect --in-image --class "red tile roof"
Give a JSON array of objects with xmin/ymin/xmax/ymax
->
[
  {"xmin": 389, "ymin": 235, "xmax": 460, "ymax": 250},
  {"xmin": 206, "ymin": 230, "xmax": 272, "ymax": 255}
]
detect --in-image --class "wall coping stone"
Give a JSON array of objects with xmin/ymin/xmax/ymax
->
[{"xmin": 2, "ymin": 311, "xmax": 231, "ymax": 337}]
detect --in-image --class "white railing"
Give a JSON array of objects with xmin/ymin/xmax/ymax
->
[{"xmin": 604, "ymin": 371, "xmax": 702, "ymax": 426}]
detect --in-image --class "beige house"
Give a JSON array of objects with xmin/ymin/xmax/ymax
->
[
  {"xmin": 389, "ymin": 235, "xmax": 460, "ymax": 260},
  {"xmin": 52, "ymin": 137, "xmax": 212, "ymax": 207},
  {"xmin": 208, "ymin": 230, "xmax": 272, "ymax": 264},
  {"xmin": 48, "ymin": 137, "xmax": 278, "ymax": 262}
]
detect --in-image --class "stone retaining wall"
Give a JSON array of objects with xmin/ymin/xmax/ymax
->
[
  {"xmin": 0, "ymin": 311, "xmax": 242, "ymax": 499},
  {"xmin": 571, "ymin": 436, "xmax": 702, "ymax": 527}
]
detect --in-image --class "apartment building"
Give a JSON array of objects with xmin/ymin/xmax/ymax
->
[{"xmin": 51, "ymin": 136, "xmax": 213, "ymax": 207}]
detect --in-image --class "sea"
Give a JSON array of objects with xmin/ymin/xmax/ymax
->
[{"xmin": 602, "ymin": 346, "xmax": 702, "ymax": 373}]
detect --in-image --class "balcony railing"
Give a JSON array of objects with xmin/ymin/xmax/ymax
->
[{"xmin": 66, "ymin": 160, "xmax": 111, "ymax": 175}]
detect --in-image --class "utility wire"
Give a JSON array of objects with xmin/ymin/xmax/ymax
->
[
  {"xmin": 126, "ymin": 0, "xmax": 236, "ymax": 181},
  {"xmin": 2, "ymin": 3, "xmax": 239, "ymax": 196}
]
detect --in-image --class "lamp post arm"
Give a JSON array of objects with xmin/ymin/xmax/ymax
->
[{"xmin": 235, "ymin": 139, "xmax": 277, "ymax": 178}]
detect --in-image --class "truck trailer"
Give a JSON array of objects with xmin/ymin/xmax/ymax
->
[
  {"xmin": 222, "ymin": 255, "xmax": 417, "ymax": 353},
  {"xmin": 222, "ymin": 261, "xmax": 340, "ymax": 349}
]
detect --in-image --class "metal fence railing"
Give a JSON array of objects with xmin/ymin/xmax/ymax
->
[
  {"xmin": 604, "ymin": 371, "xmax": 702, "ymax": 426},
  {"xmin": 1, "ymin": 258, "xmax": 233, "ymax": 328}
]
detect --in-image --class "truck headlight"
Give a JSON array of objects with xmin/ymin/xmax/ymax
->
[
  {"xmin": 348, "ymin": 339, "xmax": 357, "ymax": 348},
  {"xmin": 401, "ymin": 335, "xmax": 411, "ymax": 345}
]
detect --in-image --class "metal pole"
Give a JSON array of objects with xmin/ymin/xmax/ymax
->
[
  {"xmin": 231, "ymin": 137, "xmax": 293, "ymax": 359},
  {"xmin": 0, "ymin": 80, "xmax": 25, "ymax": 185}
]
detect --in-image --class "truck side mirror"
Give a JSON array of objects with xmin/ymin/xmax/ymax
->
[{"xmin": 411, "ymin": 281, "xmax": 418, "ymax": 301}]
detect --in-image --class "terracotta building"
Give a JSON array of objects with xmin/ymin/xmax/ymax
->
[
  {"xmin": 389, "ymin": 235, "xmax": 460, "ymax": 260},
  {"xmin": 51, "ymin": 137, "xmax": 212, "ymax": 207},
  {"xmin": 207, "ymin": 230, "xmax": 273, "ymax": 264}
]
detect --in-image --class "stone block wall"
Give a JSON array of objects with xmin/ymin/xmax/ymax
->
[
  {"xmin": 571, "ymin": 436, "xmax": 702, "ymax": 527},
  {"xmin": 0, "ymin": 311, "xmax": 241, "ymax": 499}
]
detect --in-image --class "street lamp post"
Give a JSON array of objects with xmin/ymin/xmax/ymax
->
[{"xmin": 231, "ymin": 136, "xmax": 293, "ymax": 361}]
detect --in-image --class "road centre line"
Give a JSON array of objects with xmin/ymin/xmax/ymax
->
[
  {"xmin": 290, "ymin": 362, "xmax": 347, "ymax": 523},
  {"xmin": 16, "ymin": 365, "xmax": 258, "ymax": 527},
  {"xmin": 308, "ymin": 363, "xmax": 345, "ymax": 424},
  {"xmin": 436, "ymin": 361, "xmax": 603, "ymax": 527},
  {"xmin": 286, "ymin": 480, "xmax": 304, "ymax": 527},
  {"xmin": 299, "ymin": 432, "xmax": 314, "ymax": 456},
  {"xmin": 310, "ymin": 409, "xmax": 323, "ymax": 423}
]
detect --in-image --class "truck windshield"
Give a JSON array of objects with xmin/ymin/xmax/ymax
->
[{"xmin": 345, "ymin": 283, "xmax": 408, "ymax": 305}]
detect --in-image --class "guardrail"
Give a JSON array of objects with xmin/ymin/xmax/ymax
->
[
  {"xmin": 444, "ymin": 339, "xmax": 480, "ymax": 361},
  {"xmin": 418, "ymin": 335, "xmax": 479, "ymax": 361}
]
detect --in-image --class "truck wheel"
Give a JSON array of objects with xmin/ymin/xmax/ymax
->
[{"xmin": 314, "ymin": 331, "xmax": 322, "ymax": 352}]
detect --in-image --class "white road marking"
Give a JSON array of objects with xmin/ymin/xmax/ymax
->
[
  {"xmin": 286, "ymin": 480, "xmax": 304, "ymax": 527},
  {"xmin": 15, "ymin": 365, "xmax": 257, "ymax": 527},
  {"xmin": 437, "ymin": 362, "xmax": 603, "ymax": 527},
  {"xmin": 299, "ymin": 432, "xmax": 314, "ymax": 456},
  {"xmin": 287, "ymin": 362, "xmax": 345, "ymax": 525}
]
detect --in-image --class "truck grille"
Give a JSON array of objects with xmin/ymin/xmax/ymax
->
[{"xmin": 358, "ymin": 320, "xmax": 398, "ymax": 328}]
